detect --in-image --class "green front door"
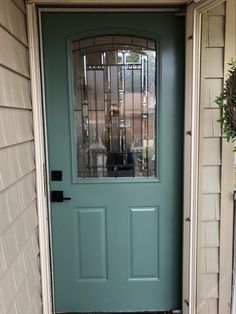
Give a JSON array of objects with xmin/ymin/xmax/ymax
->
[{"xmin": 42, "ymin": 12, "xmax": 184, "ymax": 313}]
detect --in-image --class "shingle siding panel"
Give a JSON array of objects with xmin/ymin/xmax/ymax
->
[
  {"xmin": 0, "ymin": 191, "xmax": 11, "ymax": 234},
  {"xmin": 199, "ymin": 274, "xmax": 219, "ymax": 299},
  {"xmin": 0, "ymin": 267, "xmax": 17, "ymax": 312},
  {"xmin": 0, "ymin": 28, "xmax": 29, "ymax": 77},
  {"xmin": 203, "ymin": 109, "xmax": 222, "ymax": 138},
  {"xmin": 13, "ymin": 252, "xmax": 27, "ymax": 289},
  {"xmin": 0, "ymin": 141, "xmax": 35, "ymax": 191},
  {"xmin": 208, "ymin": 16, "xmax": 225, "ymax": 47},
  {"xmin": 0, "ymin": 67, "xmax": 31, "ymax": 109},
  {"xmin": 2, "ymin": 225, "xmax": 19, "ymax": 268},
  {"xmin": 200, "ymin": 248, "xmax": 219, "ymax": 274},
  {"xmin": 197, "ymin": 3, "xmax": 226, "ymax": 311},
  {"xmin": 202, "ymin": 138, "xmax": 221, "ymax": 166},
  {"xmin": 201, "ymin": 193, "xmax": 220, "ymax": 221},
  {"xmin": 0, "ymin": 108, "xmax": 33, "ymax": 148},
  {"xmin": 0, "ymin": 239, "xmax": 6, "ymax": 279},
  {"xmin": 197, "ymin": 299, "xmax": 218, "ymax": 314},
  {"xmin": 202, "ymin": 166, "xmax": 221, "ymax": 194},
  {"xmin": 6, "ymin": 303, "xmax": 18, "ymax": 314},
  {"xmin": 0, "ymin": 0, "xmax": 27, "ymax": 45},
  {"xmin": 0, "ymin": 1, "xmax": 42, "ymax": 313},
  {"xmin": 201, "ymin": 78, "xmax": 223, "ymax": 109},
  {"xmin": 11, "ymin": 0, "xmax": 26, "ymax": 14},
  {"xmin": 0, "ymin": 297, "xmax": 5, "ymax": 314}
]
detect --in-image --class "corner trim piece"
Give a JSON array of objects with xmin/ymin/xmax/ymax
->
[{"xmin": 26, "ymin": 4, "xmax": 53, "ymax": 314}]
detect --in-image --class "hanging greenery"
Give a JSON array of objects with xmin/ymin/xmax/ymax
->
[{"xmin": 215, "ymin": 59, "xmax": 236, "ymax": 148}]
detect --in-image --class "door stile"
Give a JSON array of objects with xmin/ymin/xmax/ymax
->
[{"xmin": 182, "ymin": 3, "xmax": 193, "ymax": 314}]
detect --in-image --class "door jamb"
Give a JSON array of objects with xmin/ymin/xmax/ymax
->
[{"xmin": 27, "ymin": 4, "xmax": 54, "ymax": 314}]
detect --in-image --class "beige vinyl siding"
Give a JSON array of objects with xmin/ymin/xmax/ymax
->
[
  {"xmin": 218, "ymin": 0, "xmax": 235, "ymax": 312},
  {"xmin": 197, "ymin": 3, "xmax": 226, "ymax": 313},
  {"xmin": 0, "ymin": 1, "xmax": 42, "ymax": 314}
]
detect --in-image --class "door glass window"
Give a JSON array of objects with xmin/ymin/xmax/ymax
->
[{"xmin": 71, "ymin": 35, "xmax": 157, "ymax": 178}]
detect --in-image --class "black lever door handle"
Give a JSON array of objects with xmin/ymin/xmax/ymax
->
[
  {"xmin": 51, "ymin": 191, "xmax": 71, "ymax": 202},
  {"xmin": 63, "ymin": 197, "xmax": 71, "ymax": 201}
]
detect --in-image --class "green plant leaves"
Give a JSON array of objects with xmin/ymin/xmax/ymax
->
[{"xmin": 216, "ymin": 60, "xmax": 236, "ymax": 149}]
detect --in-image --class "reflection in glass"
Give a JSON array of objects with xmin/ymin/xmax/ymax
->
[{"xmin": 72, "ymin": 35, "xmax": 157, "ymax": 178}]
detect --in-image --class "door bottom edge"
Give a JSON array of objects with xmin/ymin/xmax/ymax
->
[{"xmin": 56, "ymin": 310, "xmax": 182, "ymax": 314}]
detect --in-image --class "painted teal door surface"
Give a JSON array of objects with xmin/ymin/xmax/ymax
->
[{"xmin": 42, "ymin": 12, "xmax": 184, "ymax": 313}]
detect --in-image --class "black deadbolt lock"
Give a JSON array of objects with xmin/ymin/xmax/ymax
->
[
  {"xmin": 51, "ymin": 191, "xmax": 71, "ymax": 202},
  {"xmin": 51, "ymin": 170, "xmax": 62, "ymax": 181}
]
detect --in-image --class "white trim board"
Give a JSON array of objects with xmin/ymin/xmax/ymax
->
[
  {"xmin": 26, "ymin": 4, "xmax": 53, "ymax": 314},
  {"xmin": 28, "ymin": 0, "xmax": 187, "ymax": 5}
]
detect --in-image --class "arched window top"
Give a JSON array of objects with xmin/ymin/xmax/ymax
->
[{"xmin": 72, "ymin": 35, "xmax": 156, "ymax": 56}]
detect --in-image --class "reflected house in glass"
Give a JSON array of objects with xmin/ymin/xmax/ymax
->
[{"xmin": 72, "ymin": 35, "xmax": 157, "ymax": 178}]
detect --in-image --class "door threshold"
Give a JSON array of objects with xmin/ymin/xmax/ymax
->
[{"xmin": 57, "ymin": 311, "xmax": 182, "ymax": 314}]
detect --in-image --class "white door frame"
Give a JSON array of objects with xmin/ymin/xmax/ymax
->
[{"xmin": 26, "ymin": 1, "xmax": 235, "ymax": 313}]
